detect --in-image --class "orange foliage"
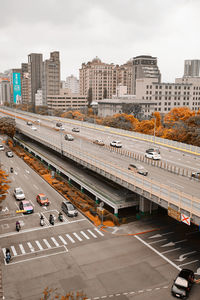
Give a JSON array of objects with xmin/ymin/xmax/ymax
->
[
  {"xmin": 164, "ymin": 107, "xmax": 194, "ymax": 126},
  {"xmin": 0, "ymin": 169, "xmax": 10, "ymax": 206}
]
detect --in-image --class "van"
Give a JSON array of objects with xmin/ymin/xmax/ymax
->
[{"xmin": 65, "ymin": 134, "xmax": 74, "ymax": 141}]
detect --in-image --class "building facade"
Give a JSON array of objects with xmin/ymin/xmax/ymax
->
[
  {"xmin": 63, "ymin": 75, "xmax": 79, "ymax": 94},
  {"xmin": 0, "ymin": 79, "xmax": 11, "ymax": 104},
  {"xmin": 184, "ymin": 60, "xmax": 200, "ymax": 77},
  {"xmin": 21, "ymin": 63, "xmax": 29, "ymax": 104}
]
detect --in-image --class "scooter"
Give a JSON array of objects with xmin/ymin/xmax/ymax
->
[
  {"xmin": 40, "ymin": 215, "xmax": 44, "ymax": 226},
  {"xmin": 5, "ymin": 249, "xmax": 11, "ymax": 264},
  {"xmin": 58, "ymin": 212, "xmax": 63, "ymax": 222},
  {"xmin": 49, "ymin": 215, "xmax": 54, "ymax": 225},
  {"xmin": 16, "ymin": 222, "xmax": 21, "ymax": 232},
  {"xmin": 10, "ymin": 167, "xmax": 13, "ymax": 173}
]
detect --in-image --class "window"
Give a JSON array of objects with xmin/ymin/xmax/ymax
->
[
  {"xmin": 165, "ymin": 102, "xmax": 167, "ymax": 105},
  {"xmin": 174, "ymin": 102, "xmax": 176, "ymax": 105}
]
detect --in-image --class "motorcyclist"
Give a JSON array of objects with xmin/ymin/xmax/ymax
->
[
  {"xmin": 5, "ymin": 248, "xmax": 11, "ymax": 263},
  {"xmin": 16, "ymin": 220, "xmax": 21, "ymax": 231},
  {"xmin": 40, "ymin": 215, "xmax": 44, "ymax": 226},
  {"xmin": 49, "ymin": 214, "xmax": 54, "ymax": 225},
  {"xmin": 10, "ymin": 167, "xmax": 13, "ymax": 173},
  {"xmin": 58, "ymin": 211, "xmax": 63, "ymax": 222}
]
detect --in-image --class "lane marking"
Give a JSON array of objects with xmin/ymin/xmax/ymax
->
[
  {"xmin": 87, "ymin": 229, "xmax": 97, "ymax": 238},
  {"xmin": 149, "ymin": 238, "xmax": 167, "ymax": 245},
  {"xmin": 43, "ymin": 239, "xmax": 51, "ymax": 248},
  {"xmin": 80, "ymin": 231, "xmax": 90, "ymax": 240},
  {"xmin": 51, "ymin": 237, "xmax": 60, "ymax": 247},
  {"xmin": 11, "ymin": 246, "xmax": 17, "ymax": 256},
  {"xmin": 27, "ymin": 242, "xmax": 35, "ymax": 252},
  {"xmin": 24, "ymin": 174, "xmax": 28, "ymax": 179},
  {"xmin": 2, "ymin": 248, "xmax": 6, "ymax": 257},
  {"xmin": 58, "ymin": 235, "xmax": 67, "ymax": 245},
  {"xmin": 73, "ymin": 232, "xmax": 82, "ymax": 241},
  {"xmin": 178, "ymin": 260, "xmax": 199, "ymax": 267},
  {"xmin": 161, "ymin": 247, "xmax": 181, "ymax": 254},
  {"xmin": 33, "ymin": 184, "xmax": 39, "ymax": 190},
  {"xmin": 35, "ymin": 240, "xmax": 43, "ymax": 250},
  {"xmin": 149, "ymin": 232, "xmax": 173, "ymax": 239},
  {"xmin": 66, "ymin": 234, "xmax": 75, "ymax": 243},
  {"xmin": 94, "ymin": 228, "xmax": 104, "ymax": 236},
  {"xmin": 19, "ymin": 244, "xmax": 26, "ymax": 254}
]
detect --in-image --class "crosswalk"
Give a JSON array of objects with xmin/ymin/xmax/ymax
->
[{"xmin": 2, "ymin": 227, "xmax": 104, "ymax": 259}]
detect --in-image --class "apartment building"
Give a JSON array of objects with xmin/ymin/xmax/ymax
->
[
  {"xmin": 42, "ymin": 51, "xmax": 60, "ymax": 105},
  {"xmin": 21, "ymin": 63, "xmax": 29, "ymax": 104},
  {"xmin": 62, "ymin": 75, "xmax": 79, "ymax": 94},
  {"xmin": 47, "ymin": 88, "xmax": 88, "ymax": 111},
  {"xmin": 0, "ymin": 79, "xmax": 11, "ymax": 104}
]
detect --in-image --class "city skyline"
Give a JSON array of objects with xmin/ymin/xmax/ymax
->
[{"xmin": 0, "ymin": 0, "xmax": 200, "ymax": 81}]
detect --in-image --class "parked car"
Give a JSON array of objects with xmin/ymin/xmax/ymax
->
[
  {"xmin": 27, "ymin": 121, "xmax": 32, "ymax": 126},
  {"xmin": 171, "ymin": 269, "xmax": 194, "ymax": 299},
  {"xmin": 14, "ymin": 187, "xmax": 25, "ymax": 200},
  {"xmin": 110, "ymin": 141, "xmax": 122, "ymax": 148},
  {"xmin": 93, "ymin": 139, "xmax": 105, "ymax": 146},
  {"xmin": 6, "ymin": 150, "xmax": 13, "ymax": 157},
  {"xmin": 0, "ymin": 145, "xmax": 5, "ymax": 151},
  {"xmin": 191, "ymin": 171, "xmax": 200, "ymax": 179},
  {"xmin": 61, "ymin": 201, "xmax": 78, "ymax": 217},
  {"xmin": 145, "ymin": 151, "xmax": 161, "ymax": 160},
  {"xmin": 128, "ymin": 163, "xmax": 148, "ymax": 176},
  {"xmin": 36, "ymin": 193, "xmax": 49, "ymax": 206},
  {"xmin": 72, "ymin": 127, "xmax": 80, "ymax": 132},
  {"xmin": 31, "ymin": 126, "xmax": 37, "ymax": 131},
  {"xmin": 65, "ymin": 134, "xmax": 74, "ymax": 141},
  {"xmin": 146, "ymin": 148, "xmax": 160, "ymax": 154},
  {"xmin": 19, "ymin": 200, "xmax": 34, "ymax": 214}
]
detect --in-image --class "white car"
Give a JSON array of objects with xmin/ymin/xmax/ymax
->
[
  {"xmin": 110, "ymin": 141, "xmax": 122, "ymax": 148},
  {"xmin": 0, "ymin": 145, "xmax": 4, "ymax": 151},
  {"xmin": 145, "ymin": 151, "xmax": 161, "ymax": 160},
  {"xmin": 14, "ymin": 187, "xmax": 25, "ymax": 200},
  {"xmin": 31, "ymin": 126, "xmax": 37, "ymax": 131}
]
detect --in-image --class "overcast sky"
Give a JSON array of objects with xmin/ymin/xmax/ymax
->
[{"xmin": 0, "ymin": 0, "xmax": 199, "ymax": 82}]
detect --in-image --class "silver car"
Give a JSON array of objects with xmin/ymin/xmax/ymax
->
[{"xmin": 14, "ymin": 187, "xmax": 25, "ymax": 200}]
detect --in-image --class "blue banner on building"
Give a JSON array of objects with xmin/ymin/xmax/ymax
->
[{"xmin": 13, "ymin": 72, "xmax": 21, "ymax": 104}]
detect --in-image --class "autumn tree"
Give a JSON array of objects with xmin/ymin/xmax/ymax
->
[
  {"xmin": 0, "ymin": 117, "xmax": 16, "ymax": 138},
  {"xmin": 0, "ymin": 169, "xmax": 10, "ymax": 210},
  {"xmin": 121, "ymin": 103, "xmax": 143, "ymax": 119},
  {"xmin": 164, "ymin": 107, "xmax": 194, "ymax": 127}
]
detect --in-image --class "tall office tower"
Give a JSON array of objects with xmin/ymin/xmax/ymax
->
[
  {"xmin": 184, "ymin": 60, "xmax": 200, "ymax": 77},
  {"xmin": 132, "ymin": 55, "xmax": 161, "ymax": 94},
  {"xmin": 28, "ymin": 53, "xmax": 43, "ymax": 109},
  {"xmin": 64, "ymin": 75, "xmax": 79, "ymax": 94},
  {"xmin": 117, "ymin": 60, "xmax": 133, "ymax": 95},
  {"xmin": 21, "ymin": 63, "xmax": 29, "ymax": 104},
  {"xmin": 42, "ymin": 51, "xmax": 60, "ymax": 104},
  {"xmin": 79, "ymin": 57, "xmax": 118, "ymax": 102},
  {"xmin": 0, "ymin": 79, "xmax": 11, "ymax": 104}
]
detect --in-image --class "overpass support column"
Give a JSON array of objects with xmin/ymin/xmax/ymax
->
[
  {"xmin": 114, "ymin": 207, "xmax": 118, "ymax": 217},
  {"xmin": 81, "ymin": 186, "xmax": 84, "ymax": 193},
  {"xmin": 139, "ymin": 196, "xmax": 158, "ymax": 215}
]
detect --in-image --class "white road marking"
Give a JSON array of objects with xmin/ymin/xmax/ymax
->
[
  {"xmin": 73, "ymin": 232, "xmax": 82, "ymax": 241},
  {"xmin": 27, "ymin": 242, "xmax": 35, "ymax": 252},
  {"xmin": 43, "ymin": 239, "xmax": 51, "ymax": 248},
  {"xmin": 25, "ymin": 170, "xmax": 30, "ymax": 174},
  {"xmin": 80, "ymin": 231, "xmax": 90, "ymax": 239},
  {"xmin": 175, "ymin": 251, "xmax": 197, "ymax": 262},
  {"xmin": 33, "ymin": 184, "xmax": 39, "ymax": 190},
  {"xmin": 149, "ymin": 238, "xmax": 167, "ymax": 245},
  {"xmin": 94, "ymin": 228, "xmax": 104, "ymax": 236},
  {"xmin": 178, "ymin": 260, "xmax": 199, "ymax": 267},
  {"xmin": 35, "ymin": 240, "xmax": 43, "ymax": 250},
  {"xmin": 161, "ymin": 247, "xmax": 181, "ymax": 254},
  {"xmin": 1, "ymin": 207, "xmax": 8, "ymax": 212},
  {"xmin": 51, "ymin": 237, "xmax": 59, "ymax": 247},
  {"xmin": 11, "ymin": 246, "xmax": 17, "ymax": 256},
  {"xmin": 161, "ymin": 239, "xmax": 187, "ymax": 247},
  {"xmin": 87, "ymin": 229, "xmax": 97, "ymax": 238},
  {"xmin": 135, "ymin": 235, "xmax": 181, "ymax": 271},
  {"xmin": 66, "ymin": 234, "xmax": 75, "ymax": 243},
  {"xmin": 19, "ymin": 244, "xmax": 26, "ymax": 254},
  {"xmin": 2, "ymin": 248, "xmax": 6, "ymax": 256},
  {"xmin": 24, "ymin": 174, "xmax": 28, "ymax": 179},
  {"xmin": 58, "ymin": 235, "xmax": 67, "ymax": 245},
  {"xmin": 29, "ymin": 199, "xmax": 35, "ymax": 207},
  {"xmin": 149, "ymin": 232, "xmax": 173, "ymax": 239}
]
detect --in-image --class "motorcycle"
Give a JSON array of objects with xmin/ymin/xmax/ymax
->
[
  {"xmin": 10, "ymin": 167, "xmax": 13, "ymax": 173},
  {"xmin": 49, "ymin": 214, "xmax": 54, "ymax": 225},
  {"xmin": 5, "ymin": 249, "xmax": 11, "ymax": 264},
  {"xmin": 40, "ymin": 215, "xmax": 44, "ymax": 226},
  {"xmin": 58, "ymin": 212, "xmax": 63, "ymax": 222},
  {"xmin": 16, "ymin": 221, "xmax": 21, "ymax": 232}
]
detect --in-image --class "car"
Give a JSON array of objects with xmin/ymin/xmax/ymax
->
[
  {"xmin": 35, "ymin": 119, "xmax": 41, "ymax": 124},
  {"xmin": 93, "ymin": 139, "xmax": 105, "ymax": 146},
  {"xmin": 128, "ymin": 163, "xmax": 148, "ymax": 176},
  {"xmin": 0, "ymin": 145, "xmax": 5, "ymax": 151},
  {"xmin": 171, "ymin": 269, "xmax": 194, "ymax": 299},
  {"xmin": 146, "ymin": 148, "xmax": 160, "ymax": 154},
  {"xmin": 65, "ymin": 134, "xmax": 74, "ymax": 141},
  {"xmin": 191, "ymin": 171, "xmax": 200, "ymax": 179},
  {"xmin": 110, "ymin": 141, "xmax": 122, "ymax": 148},
  {"xmin": 19, "ymin": 200, "xmax": 34, "ymax": 214},
  {"xmin": 72, "ymin": 127, "xmax": 80, "ymax": 132},
  {"xmin": 14, "ymin": 187, "xmax": 25, "ymax": 200},
  {"xmin": 36, "ymin": 193, "xmax": 49, "ymax": 206},
  {"xmin": 145, "ymin": 151, "xmax": 161, "ymax": 160},
  {"xmin": 61, "ymin": 201, "xmax": 78, "ymax": 217},
  {"xmin": 31, "ymin": 126, "xmax": 37, "ymax": 131},
  {"xmin": 56, "ymin": 122, "xmax": 62, "ymax": 127},
  {"xmin": 27, "ymin": 121, "xmax": 33, "ymax": 126},
  {"xmin": 6, "ymin": 151, "xmax": 13, "ymax": 157}
]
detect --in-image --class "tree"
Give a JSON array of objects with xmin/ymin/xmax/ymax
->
[
  {"xmin": 164, "ymin": 107, "xmax": 194, "ymax": 127},
  {"xmin": 121, "ymin": 103, "xmax": 143, "ymax": 119},
  {"xmin": 41, "ymin": 287, "xmax": 87, "ymax": 300},
  {"xmin": 0, "ymin": 169, "xmax": 10, "ymax": 210},
  {"xmin": 0, "ymin": 117, "xmax": 16, "ymax": 138}
]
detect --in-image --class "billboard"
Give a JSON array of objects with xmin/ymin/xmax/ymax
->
[{"xmin": 13, "ymin": 72, "xmax": 21, "ymax": 104}]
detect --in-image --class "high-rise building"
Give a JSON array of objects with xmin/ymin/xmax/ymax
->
[
  {"xmin": 132, "ymin": 55, "xmax": 161, "ymax": 94},
  {"xmin": 79, "ymin": 57, "xmax": 118, "ymax": 102},
  {"xmin": 21, "ymin": 63, "xmax": 29, "ymax": 104},
  {"xmin": 0, "ymin": 79, "xmax": 11, "ymax": 104},
  {"xmin": 43, "ymin": 51, "xmax": 60, "ymax": 104},
  {"xmin": 63, "ymin": 75, "xmax": 79, "ymax": 94},
  {"xmin": 184, "ymin": 60, "xmax": 200, "ymax": 77},
  {"xmin": 28, "ymin": 53, "xmax": 43, "ymax": 109},
  {"xmin": 117, "ymin": 60, "xmax": 133, "ymax": 95}
]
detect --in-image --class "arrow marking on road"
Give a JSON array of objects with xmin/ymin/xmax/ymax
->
[
  {"xmin": 161, "ymin": 239, "xmax": 187, "ymax": 247},
  {"xmin": 25, "ymin": 170, "xmax": 30, "ymax": 174},
  {"xmin": 2, "ymin": 207, "xmax": 8, "ymax": 212},
  {"xmin": 149, "ymin": 232, "xmax": 173, "ymax": 239},
  {"xmin": 175, "ymin": 251, "xmax": 197, "ymax": 262}
]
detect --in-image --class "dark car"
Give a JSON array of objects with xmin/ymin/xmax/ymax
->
[
  {"xmin": 171, "ymin": 269, "xmax": 194, "ymax": 299},
  {"xmin": 191, "ymin": 171, "xmax": 200, "ymax": 179},
  {"xmin": 146, "ymin": 148, "xmax": 160, "ymax": 154},
  {"xmin": 56, "ymin": 122, "xmax": 62, "ymax": 127},
  {"xmin": 6, "ymin": 151, "xmax": 13, "ymax": 157},
  {"xmin": 61, "ymin": 201, "xmax": 78, "ymax": 217}
]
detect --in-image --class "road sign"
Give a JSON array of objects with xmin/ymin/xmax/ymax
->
[
  {"xmin": 181, "ymin": 213, "xmax": 190, "ymax": 225},
  {"xmin": 168, "ymin": 207, "xmax": 181, "ymax": 222}
]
